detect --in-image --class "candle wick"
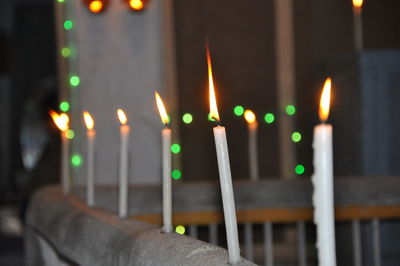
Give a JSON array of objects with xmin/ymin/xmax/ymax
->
[
  {"xmin": 215, "ymin": 120, "xmax": 221, "ymax": 127},
  {"xmin": 164, "ymin": 123, "xmax": 169, "ymax": 128}
]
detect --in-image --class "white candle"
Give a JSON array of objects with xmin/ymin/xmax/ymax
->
[
  {"xmin": 207, "ymin": 48, "xmax": 241, "ymax": 264},
  {"xmin": 61, "ymin": 130, "xmax": 70, "ymax": 194},
  {"xmin": 312, "ymin": 78, "xmax": 336, "ymax": 266},
  {"xmin": 117, "ymin": 109, "xmax": 130, "ymax": 218},
  {"xmin": 84, "ymin": 111, "xmax": 96, "ymax": 206},
  {"xmin": 244, "ymin": 110, "xmax": 259, "ymax": 180},
  {"xmin": 50, "ymin": 110, "xmax": 70, "ymax": 194},
  {"xmin": 155, "ymin": 92, "xmax": 173, "ymax": 233},
  {"xmin": 352, "ymin": 0, "xmax": 363, "ymax": 52}
]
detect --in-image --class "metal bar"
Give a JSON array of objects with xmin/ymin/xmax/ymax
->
[
  {"xmin": 352, "ymin": 219, "xmax": 362, "ymax": 266},
  {"xmin": 372, "ymin": 218, "xmax": 381, "ymax": 266},
  {"xmin": 209, "ymin": 224, "xmax": 218, "ymax": 245},
  {"xmin": 263, "ymin": 222, "xmax": 274, "ymax": 266},
  {"xmin": 297, "ymin": 221, "xmax": 306, "ymax": 266},
  {"xmin": 244, "ymin": 223, "xmax": 254, "ymax": 262},
  {"xmin": 189, "ymin": 225, "xmax": 198, "ymax": 239}
]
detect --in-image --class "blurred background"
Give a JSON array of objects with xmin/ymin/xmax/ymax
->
[{"xmin": 0, "ymin": 0, "xmax": 399, "ymax": 265}]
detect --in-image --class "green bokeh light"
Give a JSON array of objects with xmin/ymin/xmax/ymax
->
[
  {"xmin": 69, "ymin": 75, "xmax": 80, "ymax": 87},
  {"xmin": 285, "ymin": 105, "xmax": 296, "ymax": 116},
  {"xmin": 57, "ymin": 0, "xmax": 65, "ymax": 3},
  {"xmin": 291, "ymin": 132, "xmax": 302, "ymax": 142},
  {"xmin": 61, "ymin": 47, "xmax": 71, "ymax": 58},
  {"xmin": 175, "ymin": 225, "xmax": 185, "ymax": 234},
  {"xmin": 66, "ymin": 129, "xmax": 75, "ymax": 140},
  {"xmin": 171, "ymin": 144, "xmax": 181, "ymax": 154},
  {"xmin": 171, "ymin": 169, "xmax": 182, "ymax": 180},
  {"xmin": 233, "ymin": 105, "xmax": 244, "ymax": 116},
  {"xmin": 207, "ymin": 113, "xmax": 216, "ymax": 122},
  {"xmin": 182, "ymin": 113, "xmax": 193, "ymax": 124},
  {"xmin": 64, "ymin": 20, "xmax": 74, "ymax": 30},
  {"xmin": 264, "ymin": 113, "xmax": 275, "ymax": 124},
  {"xmin": 295, "ymin": 164, "xmax": 305, "ymax": 175},
  {"xmin": 60, "ymin": 101, "xmax": 70, "ymax": 112},
  {"xmin": 71, "ymin": 154, "xmax": 82, "ymax": 167}
]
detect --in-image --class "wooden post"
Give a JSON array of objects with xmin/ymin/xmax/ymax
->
[{"xmin": 274, "ymin": 0, "xmax": 296, "ymax": 178}]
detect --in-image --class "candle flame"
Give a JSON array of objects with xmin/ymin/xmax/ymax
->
[
  {"xmin": 155, "ymin": 92, "xmax": 169, "ymax": 125},
  {"xmin": 352, "ymin": 0, "xmax": 363, "ymax": 9},
  {"xmin": 319, "ymin": 78, "xmax": 332, "ymax": 122},
  {"xmin": 83, "ymin": 111, "xmax": 95, "ymax": 130},
  {"xmin": 129, "ymin": 0, "xmax": 144, "ymax": 10},
  {"xmin": 49, "ymin": 110, "xmax": 69, "ymax": 132},
  {"xmin": 207, "ymin": 47, "xmax": 220, "ymax": 122},
  {"xmin": 244, "ymin": 109, "xmax": 256, "ymax": 124},
  {"xmin": 117, "ymin": 109, "xmax": 128, "ymax": 125}
]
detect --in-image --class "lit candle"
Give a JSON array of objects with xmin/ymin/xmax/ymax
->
[
  {"xmin": 155, "ymin": 92, "xmax": 173, "ymax": 233},
  {"xmin": 49, "ymin": 110, "xmax": 70, "ymax": 194},
  {"xmin": 312, "ymin": 77, "xmax": 336, "ymax": 266},
  {"xmin": 207, "ymin": 48, "xmax": 241, "ymax": 264},
  {"xmin": 352, "ymin": 0, "xmax": 364, "ymax": 52},
  {"xmin": 83, "ymin": 111, "xmax": 96, "ymax": 206},
  {"xmin": 244, "ymin": 110, "xmax": 259, "ymax": 181},
  {"xmin": 117, "ymin": 109, "xmax": 130, "ymax": 218},
  {"xmin": 243, "ymin": 109, "xmax": 258, "ymax": 261}
]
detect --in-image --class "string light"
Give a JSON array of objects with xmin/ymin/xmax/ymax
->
[
  {"xmin": 291, "ymin": 132, "xmax": 302, "ymax": 142},
  {"xmin": 171, "ymin": 169, "xmax": 182, "ymax": 180},
  {"xmin": 61, "ymin": 47, "xmax": 72, "ymax": 58},
  {"xmin": 285, "ymin": 105, "xmax": 296, "ymax": 116},
  {"xmin": 65, "ymin": 129, "xmax": 75, "ymax": 139},
  {"xmin": 69, "ymin": 75, "xmax": 80, "ymax": 87},
  {"xmin": 175, "ymin": 225, "xmax": 185, "ymax": 234},
  {"xmin": 171, "ymin": 144, "xmax": 181, "ymax": 154},
  {"xmin": 59, "ymin": 101, "xmax": 70, "ymax": 112},
  {"xmin": 233, "ymin": 105, "xmax": 244, "ymax": 116},
  {"xmin": 63, "ymin": 20, "xmax": 74, "ymax": 30},
  {"xmin": 264, "ymin": 113, "xmax": 275, "ymax": 124},
  {"xmin": 71, "ymin": 154, "xmax": 82, "ymax": 167},
  {"xmin": 295, "ymin": 164, "xmax": 305, "ymax": 175},
  {"xmin": 182, "ymin": 113, "xmax": 193, "ymax": 124}
]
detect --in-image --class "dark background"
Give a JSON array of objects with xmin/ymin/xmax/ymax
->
[{"xmin": 0, "ymin": 0, "xmax": 399, "ymax": 265}]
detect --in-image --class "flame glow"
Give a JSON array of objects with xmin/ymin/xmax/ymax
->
[
  {"xmin": 319, "ymin": 78, "xmax": 332, "ymax": 122},
  {"xmin": 352, "ymin": 0, "xmax": 363, "ymax": 9},
  {"xmin": 207, "ymin": 48, "xmax": 220, "ymax": 122},
  {"xmin": 155, "ymin": 92, "xmax": 169, "ymax": 125},
  {"xmin": 117, "ymin": 109, "xmax": 128, "ymax": 125},
  {"xmin": 89, "ymin": 0, "xmax": 103, "ymax": 13},
  {"xmin": 49, "ymin": 110, "xmax": 69, "ymax": 132},
  {"xmin": 129, "ymin": 0, "xmax": 144, "ymax": 10},
  {"xmin": 83, "ymin": 111, "xmax": 95, "ymax": 130},
  {"xmin": 244, "ymin": 110, "xmax": 256, "ymax": 124}
]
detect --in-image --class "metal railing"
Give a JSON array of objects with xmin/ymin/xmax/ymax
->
[{"xmin": 26, "ymin": 176, "xmax": 400, "ymax": 265}]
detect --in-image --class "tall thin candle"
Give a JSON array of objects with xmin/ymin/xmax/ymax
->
[
  {"xmin": 49, "ymin": 110, "xmax": 70, "ymax": 194},
  {"xmin": 207, "ymin": 48, "xmax": 241, "ymax": 264},
  {"xmin": 155, "ymin": 92, "xmax": 173, "ymax": 233},
  {"xmin": 352, "ymin": 0, "xmax": 364, "ymax": 52},
  {"xmin": 117, "ymin": 109, "xmax": 130, "ymax": 218},
  {"xmin": 83, "ymin": 111, "xmax": 96, "ymax": 206},
  {"xmin": 244, "ymin": 109, "xmax": 259, "ymax": 180},
  {"xmin": 312, "ymin": 78, "xmax": 336, "ymax": 266}
]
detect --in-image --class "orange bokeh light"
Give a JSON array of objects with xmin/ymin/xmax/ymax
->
[
  {"xmin": 49, "ymin": 110, "xmax": 69, "ymax": 132},
  {"xmin": 244, "ymin": 110, "xmax": 256, "ymax": 124},
  {"xmin": 352, "ymin": 0, "xmax": 363, "ymax": 9},
  {"xmin": 117, "ymin": 109, "xmax": 128, "ymax": 125},
  {"xmin": 89, "ymin": 0, "xmax": 104, "ymax": 13},
  {"xmin": 129, "ymin": 0, "xmax": 144, "ymax": 10},
  {"xmin": 83, "ymin": 111, "xmax": 95, "ymax": 130}
]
